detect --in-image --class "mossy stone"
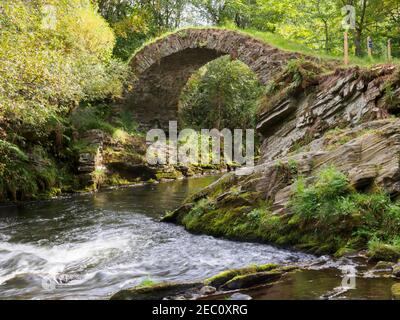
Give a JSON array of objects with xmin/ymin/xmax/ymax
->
[
  {"xmin": 391, "ymin": 283, "xmax": 400, "ymax": 300},
  {"xmin": 110, "ymin": 282, "xmax": 202, "ymax": 300},
  {"xmin": 368, "ymin": 245, "xmax": 400, "ymax": 262},
  {"xmin": 220, "ymin": 270, "xmax": 283, "ymax": 291},
  {"xmin": 204, "ymin": 263, "xmax": 278, "ymax": 288}
]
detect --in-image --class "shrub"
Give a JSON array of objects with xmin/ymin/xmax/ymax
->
[
  {"xmin": 0, "ymin": 0, "xmax": 128, "ymax": 133},
  {"xmin": 289, "ymin": 166, "xmax": 400, "ymax": 255}
]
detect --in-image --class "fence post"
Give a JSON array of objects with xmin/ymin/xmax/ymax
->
[
  {"xmin": 367, "ymin": 36, "xmax": 373, "ymax": 58},
  {"xmin": 344, "ymin": 32, "xmax": 349, "ymax": 65},
  {"xmin": 388, "ymin": 39, "xmax": 392, "ymax": 61}
]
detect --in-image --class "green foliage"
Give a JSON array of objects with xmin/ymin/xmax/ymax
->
[
  {"xmin": 137, "ymin": 278, "xmax": 156, "ymax": 288},
  {"xmin": 260, "ymin": 58, "xmax": 325, "ymax": 114},
  {"xmin": 290, "ymin": 167, "xmax": 351, "ymax": 221},
  {"xmin": 95, "ymin": 0, "xmax": 190, "ymax": 60},
  {"xmin": 179, "ymin": 56, "xmax": 264, "ymax": 130},
  {"xmin": 70, "ymin": 104, "xmax": 115, "ymax": 135},
  {"xmin": 0, "ymin": 140, "xmax": 64, "ymax": 201},
  {"xmin": 194, "ymin": 0, "xmax": 400, "ymax": 59},
  {"xmin": 289, "ymin": 166, "xmax": 400, "ymax": 255},
  {"xmin": 0, "ymin": 0, "xmax": 127, "ymax": 133}
]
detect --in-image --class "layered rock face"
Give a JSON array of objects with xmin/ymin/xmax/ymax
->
[
  {"xmin": 164, "ymin": 64, "xmax": 400, "ymax": 256},
  {"xmin": 258, "ymin": 66, "xmax": 397, "ymax": 161},
  {"xmin": 203, "ymin": 117, "xmax": 400, "ymax": 216}
]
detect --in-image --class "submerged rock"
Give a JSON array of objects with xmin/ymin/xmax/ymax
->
[
  {"xmin": 229, "ymin": 293, "xmax": 253, "ymax": 300},
  {"xmin": 199, "ymin": 286, "xmax": 216, "ymax": 295},
  {"xmin": 392, "ymin": 264, "xmax": 400, "ymax": 278},
  {"xmin": 110, "ymin": 263, "xmax": 298, "ymax": 300}
]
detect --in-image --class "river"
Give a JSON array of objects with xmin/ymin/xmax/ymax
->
[{"xmin": 0, "ymin": 176, "xmax": 395, "ymax": 300}]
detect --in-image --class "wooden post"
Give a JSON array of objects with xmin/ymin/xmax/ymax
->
[
  {"xmin": 388, "ymin": 39, "xmax": 392, "ymax": 61},
  {"xmin": 367, "ymin": 36, "xmax": 373, "ymax": 58},
  {"xmin": 344, "ymin": 31, "xmax": 349, "ymax": 66}
]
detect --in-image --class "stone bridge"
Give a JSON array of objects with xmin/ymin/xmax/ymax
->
[{"xmin": 122, "ymin": 28, "xmax": 302, "ymax": 131}]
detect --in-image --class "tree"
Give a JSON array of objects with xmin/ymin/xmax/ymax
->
[
  {"xmin": 179, "ymin": 56, "xmax": 264, "ymax": 130},
  {"xmin": 0, "ymin": 0, "xmax": 126, "ymax": 131},
  {"xmin": 338, "ymin": 0, "xmax": 394, "ymax": 56}
]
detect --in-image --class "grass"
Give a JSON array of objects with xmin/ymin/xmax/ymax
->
[
  {"xmin": 239, "ymin": 27, "xmax": 400, "ymax": 67},
  {"xmin": 129, "ymin": 25, "xmax": 400, "ymax": 68}
]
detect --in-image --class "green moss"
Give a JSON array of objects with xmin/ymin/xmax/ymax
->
[
  {"xmin": 71, "ymin": 140, "xmax": 98, "ymax": 154},
  {"xmin": 137, "ymin": 278, "xmax": 156, "ymax": 288},
  {"xmin": 204, "ymin": 263, "xmax": 278, "ymax": 287},
  {"xmin": 106, "ymin": 174, "xmax": 131, "ymax": 186},
  {"xmin": 367, "ymin": 241, "xmax": 400, "ymax": 262},
  {"xmin": 392, "ymin": 283, "xmax": 400, "ymax": 300},
  {"xmin": 322, "ymin": 127, "xmax": 381, "ymax": 152}
]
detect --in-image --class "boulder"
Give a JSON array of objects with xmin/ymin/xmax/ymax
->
[
  {"xmin": 199, "ymin": 286, "xmax": 217, "ymax": 295},
  {"xmin": 373, "ymin": 261, "xmax": 394, "ymax": 271},
  {"xmin": 391, "ymin": 283, "xmax": 400, "ymax": 300},
  {"xmin": 392, "ymin": 264, "xmax": 400, "ymax": 278},
  {"xmin": 368, "ymin": 245, "xmax": 400, "ymax": 263}
]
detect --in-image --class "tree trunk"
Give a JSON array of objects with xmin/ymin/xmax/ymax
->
[
  {"xmin": 354, "ymin": 29, "xmax": 363, "ymax": 57},
  {"xmin": 324, "ymin": 21, "xmax": 330, "ymax": 52}
]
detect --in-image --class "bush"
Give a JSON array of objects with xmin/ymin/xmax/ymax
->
[
  {"xmin": 0, "ymin": 0, "xmax": 128, "ymax": 133},
  {"xmin": 289, "ymin": 166, "xmax": 400, "ymax": 254}
]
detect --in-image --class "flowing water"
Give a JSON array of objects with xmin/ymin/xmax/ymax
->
[
  {"xmin": 0, "ymin": 176, "xmax": 395, "ymax": 300},
  {"xmin": 0, "ymin": 176, "xmax": 319, "ymax": 300}
]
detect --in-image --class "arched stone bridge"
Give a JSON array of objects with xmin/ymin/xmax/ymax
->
[{"xmin": 123, "ymin": 28, "xmax": 303, "ymax": 130}]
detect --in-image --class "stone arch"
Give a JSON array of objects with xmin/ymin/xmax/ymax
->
[{"xmin": 122, "ymin": 28, "xmax": 302, "ymax": 131}]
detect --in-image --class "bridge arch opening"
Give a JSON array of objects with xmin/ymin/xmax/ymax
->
[{"xmin": 178, "ymin": 55, "xmax": 264, "ymax": 131}]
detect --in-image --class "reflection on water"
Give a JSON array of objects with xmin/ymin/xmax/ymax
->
[
  {"xmin": 0, "ymin": 176, "xmax": 317, "ymax": 300},
  {"xmin": 248, "ymin": 269, "xmax": 397, "ymax": 300}
]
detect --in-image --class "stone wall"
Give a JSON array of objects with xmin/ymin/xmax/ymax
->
[{"xmin": 121, "ymin": 28, "xmax": 303, "ymax": 131}]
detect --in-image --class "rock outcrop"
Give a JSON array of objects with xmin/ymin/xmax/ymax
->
[
  {"xmin": 163, "ymin": 64, "xmax": 400, "ymax": 257},
  {"xmin": 258, "ymin": 65, "xmax": 397, "ymax": 161}
]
